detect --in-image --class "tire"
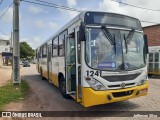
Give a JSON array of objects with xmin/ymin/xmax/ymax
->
[
  {"xmin": 59, "ymin": 76, "xmax": 71, "ymax": 99},
  {"xmin": 40, "ymin": 69, "xmax": 45, "ymax": 80},
  {"xmin": 148, "ymin": 74, "xmax": 152, "ymax": 77}
]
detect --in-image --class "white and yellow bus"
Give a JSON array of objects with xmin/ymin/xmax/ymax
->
[{"xmin": 35, "ymin": 11, "xmax": 149, "ymax": 107}]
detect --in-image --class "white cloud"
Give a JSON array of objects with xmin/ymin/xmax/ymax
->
[
  {"xmin": 59, "ymin": 9, "xmax": 79, "ymax": 19},
  {"xmin": 28, "ymin": 5, "xmax": 43, "ymax": 14},
  {"xmin": 30, "ymin": 36, "xmax": 41, "ymax": 49},
  {"xmin": 67, "ymin": 0, "xmax": 76, "ymax": 7},
  {"xmin": 99, "ymin": 0, "xmax": 128, "ymax": 14},
  {"xmin": 98, "ymin": 0, "xmax": 160, "ymax": 27},
  {"xmin": 33, "ymin": 36, "xmax": 41, "ymax": 43},
  {"xmin": 34, "ymin": 20, "xmax": 45, "ymax": 28},
  {"xmin": 58, "ymin": 0, "xmax": 79, "ymax": 19},
  {"xmin": 21, "ymin": 36, "xmax": 41, "ymax": 49},
  {"xmin": 49, "ymin": 22, "xmax": 58, "ymax": 29},
  {"xmin": 21, "ymin": 38, "xmax": 33, "ymax": 48},
  {"xmin": 66, "ymin": 10, "xmax": 79, "ymax": 18}
]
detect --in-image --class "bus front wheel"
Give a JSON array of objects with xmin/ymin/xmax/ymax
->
[{"xmin": 59, "ymin": 76, "xmax": 71, "ymax": 99}]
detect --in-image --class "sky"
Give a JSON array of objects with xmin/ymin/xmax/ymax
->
[{"xmin": 0, "ymin": 0, "xmax": 160, "ymax": 49}]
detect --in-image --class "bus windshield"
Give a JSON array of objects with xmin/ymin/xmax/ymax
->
[
  {"xmin": 122, "ymin": 31, "xmax": 145, "ymax": 70},
  {"xmin": 85, "ymin": 28, "xmax": 145, "ymax": 71}
]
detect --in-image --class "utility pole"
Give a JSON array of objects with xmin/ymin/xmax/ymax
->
[{"xmin": 12, "ymin": 0, "xmax": 20, "ymax": 85}]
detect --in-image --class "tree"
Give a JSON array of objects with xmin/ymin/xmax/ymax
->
[{"xmin": 20, "ymin": 42, "xmax": 35, "ymax": 60}]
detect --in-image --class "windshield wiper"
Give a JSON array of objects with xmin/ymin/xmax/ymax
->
[
  {"xmin": 123, "ymin": 29, "xmax": 135, "ymax": 53},
  {"xmin": 123, "ymin": 34, "xmax": 128, "ymax": 53},
  {"xmin": 124, "ymin": 29, "xmax": 135, "ymax": 44},
  {"xmin": 101, "ymin": 25, "xmax": 116, "ymax": 54}
]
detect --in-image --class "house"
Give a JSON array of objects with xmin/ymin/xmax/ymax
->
[
  {"xmin": 143, "ymin": 25, "xmax": 160, "ymax": 75},
  {"xmin": 0, "ymin": 39, "xmax": 12, "ymax": 67},
  {"xmin": 143, "ymin": 24, "xmax": 160, "ymax": 46}
]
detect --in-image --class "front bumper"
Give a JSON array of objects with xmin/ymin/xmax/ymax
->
[{"xmin": 81, "ymin": 81, "xmax": 148, "ymax": 107}]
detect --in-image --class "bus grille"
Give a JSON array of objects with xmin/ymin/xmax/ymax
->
[
  {"xmin": 108, "ymin": 83, "xmax": 135, "ymax": 88},
  {"xmin": 102, "ymin": 73, "xmax": 141, "ymax": 82},
  {"xmin": 112, "ymin": 90, "xmax": 133, "ymax": 98}
]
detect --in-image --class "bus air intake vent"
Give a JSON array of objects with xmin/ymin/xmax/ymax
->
[
  {"xmin": 112, "ymin": 90, "xmax": 133, "ymax": 98},
  {"xmin": 108, "ymin": 83, "xmax": 135, "ymax": 88},
  {"xmin": 102, "ymin": 73, "xmax": 141, "ymax": 82}
]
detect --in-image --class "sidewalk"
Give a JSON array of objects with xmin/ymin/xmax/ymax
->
[{"xmin": 0, "ymin": 66, "xmax": 12, "ymax": 87}]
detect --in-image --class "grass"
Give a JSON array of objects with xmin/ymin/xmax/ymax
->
[{"xmin": 0, "ymin": 80, "xmax": 29, "ymax": 110}]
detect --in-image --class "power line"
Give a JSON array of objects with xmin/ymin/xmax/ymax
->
[
  {"xmin": 21, "ymin": 0, "xmax": 81, "ymax": 12},
  {"xmin": 0, "ymin": 0, "xmax": 4, "ymax": 4},
  {"xmin": 34, "ymin": 0, "xmax": 81, "ymax": 12},
  {"xmin": 22, "ymin": 0, "xmax": 81, "ymax": 12},
  {"xmin": 111, "ymin": 0, "xmax": 160, "ymax": 12},
  {"xmin": 0, "ymin": 1, "xmax": 13, "ymax": 40},
  {"xmin": 21, "ymin": 0, "xmax": 159, "ymax": 25},
  {"xmin": 0, "ymin": 1, "xmax": 13, "ymax": 20}
]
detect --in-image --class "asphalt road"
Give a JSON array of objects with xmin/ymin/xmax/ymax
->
[{"xmin": 21, "ymin": 64, "xmax": 160, "ymax": 119}]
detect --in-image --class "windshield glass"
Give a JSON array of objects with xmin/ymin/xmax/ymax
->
[
  {"xmin": 121, "ymin": 31, "xmax": 145, "ymax": 70},
  {"xmin": 86, "ymin": 28, "xmax": 123, "ymax": 71},
  {"xmin": 85, "ymin": 28, "xmax": 145, "ymax": 71}
]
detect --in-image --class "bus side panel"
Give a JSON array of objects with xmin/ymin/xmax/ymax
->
[
  {"xmin": 36, "ymin": 59, "xmax": 39, "ymax": 73},
  {"xmin": 51, "ymin": 57, "xmax": 59, "ymax": 87},
  {"xmin": 38, "ymin": 58, "xmax": 43, "ymax": 75},
  {"xmin": 58, "ymin": 56, "xmax": 65, "ymax": 80},
  {"xmin": 41, "ymin": 58, "xmax": 48, "ymax": 79}
]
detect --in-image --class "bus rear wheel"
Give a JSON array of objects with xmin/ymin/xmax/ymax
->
[
  {"xmin": 40, "ymin": 69, "xmax": 45, "ymax": 80},
  {"xmin": 59, "ymin": 76, "xmax": 71, "ymax": 99}
]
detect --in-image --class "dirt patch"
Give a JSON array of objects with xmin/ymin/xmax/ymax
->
[
  {"xmin": 0, "ymin": 66, "xmax": 12, "ymax": 87},
  {"xmin": 3, "ymin": 88, "xmax": 41, "ymax": 111},
  {"xmin": 22, "ymin": 89, "xmax": 42, "ymax": 111},
  {"xmin": 1, "ymin": 88, "xmax": 39, "ymax": 120},
  {"xmin": 4, "ymin": 102, "xmax": 24, "ymax": 111}
]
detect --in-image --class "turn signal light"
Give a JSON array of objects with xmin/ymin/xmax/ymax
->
[{"xmin": 140, "ymin": 88, "xmax": 148, "ymax": 93}]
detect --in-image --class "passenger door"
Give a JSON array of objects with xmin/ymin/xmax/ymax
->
[
  {"xmin": 65, "ymin": 35, "xmax": 76, "ymax": 94},
  {"xmin": 65, "ymin": 27, "xmax": 82, "ymax": 102}
]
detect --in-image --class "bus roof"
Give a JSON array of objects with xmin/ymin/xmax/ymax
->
[{"xmin": 37, "ymin": 11, "xmax": 141, "ymax": 48}]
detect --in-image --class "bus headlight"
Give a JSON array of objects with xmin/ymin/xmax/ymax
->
[
  {"xmin": 138, "ymin": 75, "xmax": 147, "ymax": 86},
  {"xmin": 85, "ymin": 77, "xmax": 106, "ymax": 90}
]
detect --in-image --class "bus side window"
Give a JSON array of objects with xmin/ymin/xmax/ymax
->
[
  {"xmin": 59, "ymin": 35, "xmax": 65, "ymax": 56},
  {"xmin": 42, "ymin": 44, "xmax": 47, "ymax": 58},
  {"xmin": 52, "ymin": 37, "xmax": 58, "ymax": 57},
  {"xmin": 39, "ymin": 48, "xmax": 41, "ymax": 58},
  {"xmin": 59, "ymin": 31, "xmax": 67, "ymax": 57},
  {"xmin": 37, "ymin": 51, "xmax": 39, "ymax": 59}
]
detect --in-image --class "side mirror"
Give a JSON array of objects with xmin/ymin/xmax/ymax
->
[
  {"xmin": 79, "ymin": 23, "xmax": 85, "ymax": 41},
  {"xmin": 144, "ymin": 34, "xmax": 149, "ymax": 54}
]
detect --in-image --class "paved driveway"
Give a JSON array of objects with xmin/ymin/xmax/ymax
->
[{"xmin": 17, "ymin": 64, "xmax": 160, "ymax": 119}]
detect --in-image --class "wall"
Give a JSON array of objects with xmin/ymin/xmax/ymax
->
[
  {"xmin": 143, "ymin": 25, "xmax": 160, "ymax": 46},
  {"xmin": 0, "ymin": 39, "xmax": 11, "ymax": 67},
  {"xmin": 0, "ymin": 54, "xmax": 2, "ymax": 67},
  {"xmin": 0, "ymin": 40, "xmax": 10, "ymax": 53}
]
